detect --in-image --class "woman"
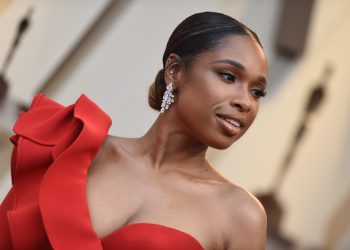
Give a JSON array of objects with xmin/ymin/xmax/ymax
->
[{"xmin": 0, "ymin": 12, "xmax": 268, "ymax": 250}]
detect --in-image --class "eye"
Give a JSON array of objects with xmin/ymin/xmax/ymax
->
[
  {"xmin": 218, "ymin": 71, "xmax": 236, "ymax": 83},
  {"xmin": 251, "ymin": 88, "xmax": 267, "ymax": 98}
]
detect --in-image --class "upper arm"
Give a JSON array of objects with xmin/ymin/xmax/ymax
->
[{"xmin": 225, "ymin": 188, "xmax": 267, "ymax": 250}]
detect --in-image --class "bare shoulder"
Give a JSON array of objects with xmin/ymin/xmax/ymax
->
[
  {"xmin": 88, "ymin": 134, "xmax": 139, "ymax": 173},
  {"xmin": 221, "ymin": 184, "xmax": 267, "ymax": 250},
  {"xmin": 88, "ymin": 135, "xmax": 122, "ymax": 174}
]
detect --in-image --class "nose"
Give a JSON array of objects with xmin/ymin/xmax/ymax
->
[{"xmin": 230, "ymin": 88, "xmax": 251, "ymax": 112}]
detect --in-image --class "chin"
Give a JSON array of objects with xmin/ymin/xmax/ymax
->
[
  {"xmin": 209, "ymin": 131, "xmax": 248, "ymax": 149},
  {"xmin": 208, "ymin": 138, "xmax": 236, "ymax": 150},
  {"xmin": 211, "ymin": 144, "xmax": 231, "ymax": 150}
]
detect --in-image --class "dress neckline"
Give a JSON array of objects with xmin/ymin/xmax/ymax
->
[
  {"xmin": 29, "ymin": 93, "xmax": 204, "ymax": 249},
  {"xmin": 100, "ymin": 222, "xmax": 204, "ymax": 249}
]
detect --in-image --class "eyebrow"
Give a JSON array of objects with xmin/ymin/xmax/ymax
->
[{"xmin": 211, "ymin": 59, "xmax": 267, "ymax": 85}]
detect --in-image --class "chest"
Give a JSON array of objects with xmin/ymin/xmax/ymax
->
[{"xmin": 86, "ymin": 161, "xmax": 228, "ymax": 249}]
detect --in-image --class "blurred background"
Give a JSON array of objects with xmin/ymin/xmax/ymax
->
[{"xmin": 0, "ymin": 0, "xmax": 349, "ymax": 249}]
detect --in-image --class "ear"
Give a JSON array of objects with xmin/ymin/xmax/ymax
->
[{"xmin": 164, "ymin": 53, "xmax": 184, "ymax": 88}]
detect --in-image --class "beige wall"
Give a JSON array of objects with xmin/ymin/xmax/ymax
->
[
  {"xmin": 0, "ymin": 0, "xmax": 111, "ymax": 104},
  {"xmin": 0, "ymin": 0, "xmax": 349, "ymax": 249}
]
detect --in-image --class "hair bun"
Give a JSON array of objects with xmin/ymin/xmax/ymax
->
[{"xmin": 148, "ymin": 69, "xmax": 166, "ymax": 111}]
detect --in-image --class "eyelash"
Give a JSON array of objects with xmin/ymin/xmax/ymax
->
[
  {"xmin": 218, "ymin": 71, "xmax": 267, "ymax": 98},
  {"xmin": 251, "ymin": 89, "xmax": 267, "ymax": 98},
  {"xmin": 219, "ymin": 71, "xmax": 236, "ymax": 82}
]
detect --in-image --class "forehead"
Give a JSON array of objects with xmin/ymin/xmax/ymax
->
[{"xmin": 194, "ymin": 35, "xmax": 268, "ymax": 77}]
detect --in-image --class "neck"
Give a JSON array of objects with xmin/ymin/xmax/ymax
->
[{"xmin": 136, "ymin": 109, "xmax": 208, "ymax": 171}]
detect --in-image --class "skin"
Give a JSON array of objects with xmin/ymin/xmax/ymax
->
[{"xmin": 86, "ymin": 35, "xmax": 268, "ymax": 250}]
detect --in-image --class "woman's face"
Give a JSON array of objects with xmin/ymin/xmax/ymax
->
[{"xmin": 174, "ymin": 35, "xmax": 268, "ymax": 149}]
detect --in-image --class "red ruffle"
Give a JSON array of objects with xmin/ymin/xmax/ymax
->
[{"xmin": 0, "ymin": 93, "xmax": 112, "ymax": 249}]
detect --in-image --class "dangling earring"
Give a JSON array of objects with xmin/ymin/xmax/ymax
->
[{"xmin": 160, "ymin": 83, "xmax": 175, "ymax": 113}]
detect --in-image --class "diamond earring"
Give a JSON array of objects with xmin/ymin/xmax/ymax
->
[{"xmin": 160, "ymin": 83, "xmax": 175, "ymax": 113}]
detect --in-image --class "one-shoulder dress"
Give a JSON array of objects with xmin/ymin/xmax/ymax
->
[{"xmin": 0, "ymin": 93, "xmax": 204, "ymax": 250}]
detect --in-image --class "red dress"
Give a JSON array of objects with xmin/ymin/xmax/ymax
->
[{"xmin": 0, "ymin": 94, "xmax": 204, "ymax": 250}]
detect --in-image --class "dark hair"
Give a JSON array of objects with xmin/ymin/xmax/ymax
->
[{"xmin": 148, "ymin": 11, "xmax": 262, "ymax": 111}]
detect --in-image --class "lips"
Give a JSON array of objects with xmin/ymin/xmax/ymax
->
[
  {"xmin": 222, "ymin": 117, "xmax": 240, "ymax": 127},
  {"xmin": 216, "ymin": 114, "xmax": 245, "ymax": 136}
]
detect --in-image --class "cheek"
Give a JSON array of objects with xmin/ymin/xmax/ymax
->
[
  {"xmin": 179, "ymin": 72, "xmax": 229, "ymax": 108},
  {"xmin": 175, "ymin": 78, "xmax": 220, "ymax": 137},
  {"xmin": 245, "ymin": 102, "xmax": 260, "ymax": 130},
  {"xmin": 252, "ymin": 102, "xmax": 260, "ymax": 119},
  {"xmin": 176, "ymin": 87, "xmax": 212, "ymax": 126}
]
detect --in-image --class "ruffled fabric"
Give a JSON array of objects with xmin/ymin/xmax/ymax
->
[
  {"xmin": 0, "ymin": 94, "xmax": 204, "ymax": 250},
  {"xmin": 0, "ymin": 93, "xmax": 112, "ymax": 250}
]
